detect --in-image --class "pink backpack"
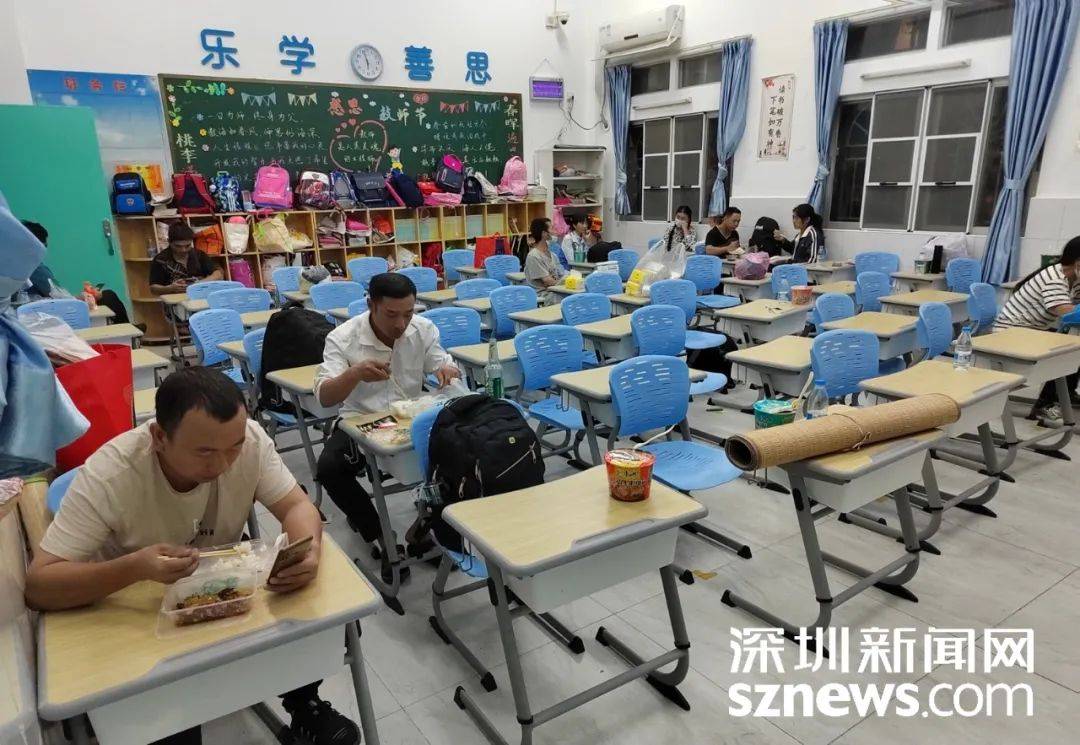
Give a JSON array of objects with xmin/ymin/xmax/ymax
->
[
  {"xmin": 498, "ymin": 156, "xmax": 528, "ymax": 196},
  {"xmin": 252, "ymin": 161, "xmax": 293, "ymax": 210},
  {"xmin": 227, "ymin": 258, "xmax": 255, "ymax": 287},
  {"xmin": 423, "ymin": 191, "xmax": 462, "ymax": 207},
  {"xmin": 734, "ymin": 251, "xmax": 770, "ymax": 280}
]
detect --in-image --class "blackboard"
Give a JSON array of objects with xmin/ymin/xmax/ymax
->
[{"xmin": 160, "ymin": 74, "xmax": 523, "ymax": 187}]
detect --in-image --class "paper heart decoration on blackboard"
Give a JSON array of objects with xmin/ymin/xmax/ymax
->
[{"xmin": 329, "ymin": 119, "xmax": 389, "ymax": 172}]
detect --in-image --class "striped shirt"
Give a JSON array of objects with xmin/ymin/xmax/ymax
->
[{"xmin": 994, "ymin": 264, "xmax": 1079, "ymax": 331}]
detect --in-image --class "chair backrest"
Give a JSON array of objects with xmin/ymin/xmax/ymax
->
[
  {"xmin": 483, "ymin": 254, "xmax": 522, "ymax": 286},
  {"xmin": 693, "ymin": 241, "xmax": 706, "ymax": 256},
  {"xmin": 347, "ymin": 298, "xmax": 369, "ymax": 317},
  {"xmin": 966, "ymin": 282, "xmax": 997, "ymax": 333},
  {"xmin": 771, "ymin": 264, "xmax": 809, "ymax": 296},
  {"xmin": 347, "ymin": 257, "xmax": 389, "ymax": 288},
  {"xmin": 561, "ymin": 292, "xmax": 612, "ymax": 326},
  {"xmin": 854, "ymin": 251, "xmax": 900, "ymax": 278},
  {"xmin": 814, "ymin": 292, "xmax": 856, "ymax": 331},
  {"xmin": 608, "ymin": 249, "xmax": 639, "ymax": 282},
  {"xmin": 513, "ymin": 324, "xmax": 585, "ymax": 391},
  {"xmin": 683, "ymin": 255, "xmax": 723, "ymax": 294},
  {"xmin": 410, "ymin": 402, "xmax": 450, "ymax": 476},
  {"xmin": 442, "ymin": 248, "xmax": 475, "ymax": 282},
  {"xmin": 611, "ymin": 355, "xmax": 691, "ymax": 437},
  {"xmin": 631, "ymin": 305, "xmax": 687, "ymax": 356},
  {"xmin": 271, "ymin": 266, "xmax": 302, "ymax": 304},
  {"xmin": 1060, "ymin": 306, "xmax": 1080, "ymax": 332},
  {"xmin": 17, "ymin": 298, "xmax": 91, "ymax": 329},
  {"xmin": 188, "ymin": 308, "xmax": 244, "ymax": 367},
  {"xmin": 648, "ymin": 278, "xmax": 697, "ymax": 324},
  {"xmin": 207, "ymin": 287, "xmax": 272, "ymax": 314},
  {"xmin": 946, "ymin": 257, "xmax": 981, "ymax": 293},
  {"xmin": 584, "ymin": 271, "xmax": 623, "ymax": 296},
  {"xmin": 489, "ymin": 285, "xmax": 538, "ymax": 339},
  {"xmin": 242, "ymin": 327, "xmax": 266, "ymax": 379},
  {"xmin": 454, "ymin": 278, "xmax": 501, "ymax": 300},
  {"xmin": 855, "ymin": 271, "xmax": 893, "ymax": 312},
  {"xmin": 398, "ymin": 266, "xmax": 439, "ymax": 294},
  {"xmin": 811, "ymin": 329, "xmax": 880, "ymax": 398},
  {"xmin": 425, "ymin": 306, "xmax": 482, "ymax": 348},
  {"xmin": 186, "ymin": 280, "xmax": 242, "ymax": 300},
  {"xmin": 46, "ymin": 467, "xmax": 80, "ymax": 513},
  {"xmin": 309, "ymin": 280, "xmax": 365, "ymax": 311},
  {"xmin": 917, "ymin": 302, "xmax": 954, "ymax": 358}
]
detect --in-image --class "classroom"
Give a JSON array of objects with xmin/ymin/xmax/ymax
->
[{"xmin": 2, "ymin": 0, "xmax": 1080, "ymax": 743}]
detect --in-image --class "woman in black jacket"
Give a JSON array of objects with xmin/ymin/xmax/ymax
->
[{"xmin": 774, "ymin": 203, "xmax": 825, "ymax": 264}]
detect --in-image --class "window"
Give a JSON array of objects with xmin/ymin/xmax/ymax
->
[
  {"xmin": 642, "ymin": 119, "xmax": 671, "ymax": 220},
  {"xmin": 846, "ymin": 12, "xmax": 931, "ymax": 60},
  {"xmin": 630, "ymin": 62, "xmax": 670, "ymax": 96},
  {"xmin": 915, "ymin": 83, "xmax": 986, "ymax": 231},
  {"xmin": 829, "ymin": 100, "xmax": 871, "ymax": 223},
  {"xmin": 973, "ymin": 84, "xmax": 1006, "ymax": 227},
  {"xmin": 679, "ymin": 52, "xmax": 722, "ymax": 87},
  {"xmin": 944, "ymin": 0, "xmax": 1014, "ymax": 46},
  {"xmin": 626, "ymin": 122, "xmax": 644, "ymax": 216},
  {"xmin": 863, "ymin": 89, "xmax": 923, "ymax": 229}
]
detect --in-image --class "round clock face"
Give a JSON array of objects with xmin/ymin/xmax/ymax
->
[{"xmin": 351, "ymin": 44, "xmax": 383, "ymax": 81}]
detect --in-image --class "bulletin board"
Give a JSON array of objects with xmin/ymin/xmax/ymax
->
[{"xmin": 160, "ymin": 74, "xmax": 524, "ymax": 184}]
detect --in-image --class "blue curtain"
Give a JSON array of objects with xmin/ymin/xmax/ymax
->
[
  {"xmin": 708, "ymin": 38, "xmax": 754, "ymax": 216},
  {"xmin": 606, "ymin": 65, "xmax": 632, "ymax": 216},
  {"xmin": 806, "ymin": 19, "xmax": 849, "ymax": 214},
  {"xmin": 981, "ymin": 0, "xmax": 1079, "ymax": 283}
]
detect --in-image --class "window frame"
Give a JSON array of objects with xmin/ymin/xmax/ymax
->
[
  {"xmin": 630, "ymin": 60, "xmax": 672, "ymax": 97},
  {"xmin": 941, "ymin": 0, "xmax": 1015, "ymax": 48},
  {"xmin": 677, "ymin": 50, "xmax": 723, "ymax": 88},
  {"xmin": 860, "ymin": 86, "xmax": 926, "ymax": 231},
  {"xmin": 845, "ymin": 10, "xmax": 933, "ymax": 62}
]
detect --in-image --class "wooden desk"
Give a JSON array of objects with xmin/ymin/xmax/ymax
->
[
  {"xmin": 38, "ymin": 537, "xmax": 382, "ymax": 745},
  {"xmin": 607, "ymin": 292, "xmax": 649, "ymax": 316},
  {"xmin": 713, "ymin": 299, "xmax": 809, "ymax": 343},
  {"xmin": 239, "ymin": 309, "xmax": 277, "ymax": 329},
  {"xmin": 509, "ymin": 302, "xmax": 568, "ymax": 333},
  {"xmin": 821, "ymin": 311, "xmax": 918, "ymax": 360},
  {"xmin": 453, "ymin": 297, "xmax": 494, "ymax": 330},
  {"xmin": 130, "ymin": 347, "xmax": 169, "ymax": 391},
  {"xmin": 283, "ymin": 290, "xmax": 312, "ymax": 308},
  {"xmin": 575, "ymin": 314, "xmax": 635, "ymax": 362},
  {"xmin": 181, "ymin": 298, "xmax": 209, "ymax": 315},
  {"xmin": 456, "ymin": 266, "xmax": 486, "ymax": 279},
  {"xmin": 88, "ymin": 306, "xmax": 115, "ymax": 328},
  {"xmin": 811, "ymin": 280, "xmax": 857, "ymax": 299},
  {"xmin": 891, "ymin": 271, "xmax": 947, "ymax": 292},
  {"xmin": 265, "ymin": 365, "xmax": 340, "ymax": 508},
  {"xmin": 547, "ymin": 283, "xmax": 583, "ymax": 303},
  {"xmin": 443, "ymin": 466, "xmax": 705, "ymax": 744},
  {"xmin": 569, "ymin": 261, "xmax": 596, "ymax": 275},
  {"xmin": 507, "ymin": 271, "xmax": 527, "ymax": 286},
  {"xmin": 416, "ymin": 288, "xmax": 458, "ymax": 309},
  {"xmin": 133, "ymin": 387, "xmax": 156, "ymax": 425},
  {"xmin": 805, "ymin": 261, "xmax": 855, "ymax": 283},
  {"xmin": 217, "ymin": 339, "xmax": 249, "ymax": 362},
  {"xmin": 880, "ymin": 289, "xmax": 969, "ymax": 324},
  {"xmin": 727, "ymin": 335, "xmax": 813, "ymax": 398},
  {"xmin": 161, "ymin": 294, "xmax": 190, "ymax": 362},
  {"xmin": 721, "ymin": 274, "xmax": 773, "ymax": 301},
  {"xmin": 448, "ymin": 340, "xmax": 522, "ymax": 391},
  {"xmin": 75, "ymin": 323, "xmax": 143, "ymax": 348}
]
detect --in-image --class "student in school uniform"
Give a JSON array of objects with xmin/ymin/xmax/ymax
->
[
  {"xmin": 774, "ymin": 203, "xmax": 825, "ymax": 264},
  {"xmin": 149, "ymin": 222, "xmax": 223, "ymax": 295},
  {"xmin": 523, "ymin": 217, "xmax": 567, "ymax": 294},
  {"xmin": 703, "ymin": 207, "xmax": 742, "ymax": 257},
  {"xmin": 993, "ymin": 236, "xmax": 1080, "ymax": 423},
  {"xmin": 315, "ymin": 272, "xmax": 460, "ymax": 566},
  {"xmin": 561, "ymin": 213, "xmax": 589, "ymax": 265},
  {"xmin": 24, "ymin": 368, "xmax": 360, "ymax": 745}
]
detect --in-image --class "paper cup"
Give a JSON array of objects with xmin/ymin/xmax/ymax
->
[{"xmin": 604, "ymin": 449, "xmax": 656, "ymax": 502}]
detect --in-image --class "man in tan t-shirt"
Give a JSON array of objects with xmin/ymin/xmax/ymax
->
[{"xmin": 25, "ymin": 367, "xmax": 360, "ymax": 745}]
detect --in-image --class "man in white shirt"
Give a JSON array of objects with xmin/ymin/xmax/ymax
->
[{"xmin": 315, "ymin": 272, "xmax": 459, "ymax": 558}]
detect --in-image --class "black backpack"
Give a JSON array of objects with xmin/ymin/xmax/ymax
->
[
  {"xmin": 258, "ymin": 306, "xmax": 334, "ymax": 414},
  {"xmin": 112, "ymin": 172, "xmax": 153, "ymax": 215},
  {"xmin": 352, "ymin": 172, "xmax": 390, "ymax": 207},
  {"xmin": 426, "ymin": 394, "xmax": 544, "ymax": 551},
  {"xmin": 749, "ymin": 216, "xmax": 783, "ymax": 257},
  {"xmin": 587, "ymin": 240, "xmax": 623, "ymax": 263},
  {"xmin": 462, "ymin": 175, "xmax": 484, "ymax": 204},
  {"xmin": 390, "ymin": 172, "xmax": 424, "ymax": 208}
]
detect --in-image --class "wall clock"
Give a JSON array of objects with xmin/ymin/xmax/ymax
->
[{"xmin": 351, "ymin": 44, "xmax": 384, "ymax": 82}]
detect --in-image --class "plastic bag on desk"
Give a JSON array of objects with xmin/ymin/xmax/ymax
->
[
  {"xmin": 18, "ymin": 312, "xmax": 98, "ymax": 363},
  {"xmin": 632, "ymin": 239, "xmax": 687, "ymax": 296}
]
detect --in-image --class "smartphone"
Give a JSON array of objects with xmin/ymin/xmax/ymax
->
[{"xmin": 268, "ymin": 536, "xmax": 314, "ymax": 581}]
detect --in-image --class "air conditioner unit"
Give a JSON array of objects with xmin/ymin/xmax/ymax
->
[{"xmin": 599, "ymin": 5, "xmax": 685, "ymax": 57}]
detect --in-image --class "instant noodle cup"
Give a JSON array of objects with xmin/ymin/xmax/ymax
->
[
  {"xmin": 790, "ymin": 285, "xmax": 813, "ymax": 305},
  {"xmin": 604, "ymin": 449, "xmax": 656, "ymax": 502}
]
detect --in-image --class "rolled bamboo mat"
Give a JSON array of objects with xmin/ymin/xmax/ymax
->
[{"xmin": 725, "ymin": 394, "xmax": 960, "ymax": 471}]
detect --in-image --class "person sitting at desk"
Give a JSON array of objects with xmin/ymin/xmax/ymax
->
[
  {"xmin": 658, "ymin": 204, "xmax": 698, "ymax": 256},
  {"xmin": 524, "ymin": 217, "xmax": 567, "ymax": 293},
  {"xmin": 993, "ymin": 236, "xmax": 1080, "ymax": 423},
  {"xmin": 149, "ymin": 222, "xmax": 223, "ymax": 296},
  {"xmin": 561, "ymin": 213, "xmax": 589, "ymax": 265},
  {"xmin": 24, "ymin": 367, "xmax": 360, "ymax": 745},
  {"xmin": 315, "ymin": 272, "xmax": 460, "ymax": 565},
  {"xmin": 774, "ymin": 203, "xmax": 824, "ymax": 264},
  {"xmin": 703, "ymin": 206, "xmax": 742, "ymax": 257}
]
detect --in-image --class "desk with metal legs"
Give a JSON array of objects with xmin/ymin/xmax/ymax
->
[
  {"xmin": 726, "ymin": 335, "xmax": 813, "ymax": 399},
  {"xmin": 713, "ymin": 299, "xmax": 809, "ymax": 345},
  {"xmin": 448, "ymin": 340, "xmax": 523, "ymax": 392},
  {"xmin": 822, "ymin": 312, "xmax": 919, "ymax": 361}
]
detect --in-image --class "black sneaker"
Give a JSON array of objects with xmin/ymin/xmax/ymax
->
[{"xmin": 285, "ymin": 697, "xmax": 360, "ymax": 745}]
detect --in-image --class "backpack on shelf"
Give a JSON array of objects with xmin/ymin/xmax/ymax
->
[
  {"xmin": 172, "ymin": 169, "xmax": 216, "ymax": 215},
  {"xmin": 258, "ymin": 306, "xmax": 334, "ymax": 415},
  {"xmin": 462, "ymin": 173, "xmax": 484, "ymax": 205},
  {"xmin": 389, "ymin": 171, "xmax": 424, "ymax": 208},
  {"xmin": 297, "ymin": 170, "xmax": 333, "ymax": 210},
  {"xmin": 352, "ymin": 172, "xmax": 389, "ymax": 207},
  {"xmin": 252, "ymin": 161, "xmax": 293, "ymax": 210},
  {"xmin": 112, "ymin": 172, "xmax": 153, "ymax": 215},
  {"xmin": 423, "ymin": 191, "xmax": 462, "ymax": 207},
  {"xmin": 498, "ymin": 156, "xmax": 528, "ymax": 197},
  {"xmin": 422, "ymin": 242, "xmax": 443, "ymax": 276},
  {"xmin": 211, "ymin": 171, "xmax": 242, "ymax": 213},
  {"xmin": 330, "ymin": 170, "xmax": 359, "ymax": 209},
  {"xmin": 472, "ymin": 170, "xmax": 499, "ymax": 200},
  {"xmin": 434, "ymin": 154, "xmax": 464, "ymax": 194},
  {"xmin": 425, "ymin": 394, "xmax": 544, "ymax": 552},
  {"xmin": 227, "ymin": 258, "xmax": 255, "ymax": 288}
]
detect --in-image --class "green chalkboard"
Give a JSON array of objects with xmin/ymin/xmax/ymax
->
[{"xmin": 160, "ymin": 74, "xmax": 523, "ymax": 187}]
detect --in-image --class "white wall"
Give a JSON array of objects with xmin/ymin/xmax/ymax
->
[{"xmin": 0, "ymin": 0, "xmax": 29, "ymax": 104}]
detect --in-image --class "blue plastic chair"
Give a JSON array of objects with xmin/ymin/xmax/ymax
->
[
  {"xmin": 584, "ymin": 271, "xmax": 622, "ymax": 296},
  {"xmin": 243, "ymin": 327, "xmax": 297, "ymax": 429},
  {"xmin": 814, "ymin": 292, "xmax": 856, "ymax": 333},
  {"xmin": 347, "ymin": 298, "xmax": 369, "ymax": 317},
  {"xmin": 17, "ymin": 298, "xmax": 91, "ymax": 329},
  {"xmin": 398, "ymin": 266, "xmax": 439, "ymax": 293},
  {"xmin": 1060, "ymin": 307, "xmax": 1080, "ymax": 333},
  {"xmin": 683, "ymin": 255, "xmax": 739, "ymax": 312},
  {"xmin": 917, "ymin": 302, "xmax": 955, "ymax": 359},
  {"xmin": 771, "ymin": 264, "xmax": 809, "ymax": 297},
  {"xmin": 811, "ymin": 329, "xmax": 880, "ymax": 400},
  {"xmin": 513, "ymin": 325, "xmax": 586, "ymax": 434},
  {"xmin": 442, "ymin": 249, "xmax": 475, "ymax": 284},
  {"xmin": 46, "ymin": 468, "xmax": 80, "ymax": 513},
  {"xmin": 693, "ymin": 241, "xmax": 706, "ymax": 256},
  {"xmin": 856, "ymin": 271, "xmax": 893, "ymax": 312},
  {"xmin": 966, "ymin": 282, "xmax": 997, "ymax": 334},
  {"xmin": 483, "ymin": 254, "xmax": 522, "ymax": 287},
  {"xmin": 630, "ymin": 306, "xmax": 727, "ymax": 395},
  {"xmin": 425, "ymin": 307, "xmax": 483, "ymax": 349},
  {"xmin": 207, "ymin": 288, "xmax": 272, "ymax": 314},
  {"xmin": 608, "ymin": 248, "xmax": 639, "ymax": 282},
  {"xmin": 854, "ymin": 251, "xmax": 900, "ymax": 278},
  {"xmin": 271, "ymin": 266, "xmax": 302, "ymax": 305},
  {"xmin": 946, "ymin": 258, "xmax": 981, "ymax": 294},
  {"xmin": 347, "ymin": 257, "xmax": 389, "ymax": 289},
  {"xmin": 489, "ymin": 285, "xmax": 537, "ymax": 339},
  {"xmin": 187, "ymin": 280, "xmax": 242, "ymax": 300},
  {"xmin": 454, "ymin": 278, "xmax": 501, "ymax": 300},
  {"xmin": 561, "ymin": 293, "xmax": 611, "ymax": 326},
  {"xmin": 309, "ymin": 281, "xmax": 365, "ymax": 322},
  {"xmin": 188, "ymin": 309, "xmax": 246, "ymax": 386},
  {"xmin": 648, "ymin": 279, "xmax": 727, "ymax": 351}
]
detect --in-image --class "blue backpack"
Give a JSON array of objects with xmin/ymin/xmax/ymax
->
[
  {"xmin": 112, "ymin": 172, "xmax": 152, "ymax": 215},
  {"xmin": 210, "ymin": 171, "xmax": 242, "ymax": 213},
  {"xmin": 330, "ymin": 170, "xmax": 359, "ymax": 209}
]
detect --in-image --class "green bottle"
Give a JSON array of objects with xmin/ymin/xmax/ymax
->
[{"xmin": 485, "ymin": 336, "xmax": 504, "ymax": 398}]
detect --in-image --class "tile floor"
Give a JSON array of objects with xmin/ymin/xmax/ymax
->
[{"xmin": 100, "ymin": 360, "xmax": 1080, "ymax": 744}]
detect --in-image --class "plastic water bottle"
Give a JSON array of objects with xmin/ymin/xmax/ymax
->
[
  {"xmin": 485, "ymin": 336, "xmax": 504, "ymax": 398},
  {"xmin": 778, "ymin": 277, "xmax": 791, "ymax": 302},
  {"xmin": 804, "ymin": 379, "xmax": 830, "ymax": 420},
  {"xmin": 953, "ymin": 326, "xmax": 973, "ymax": 371}
]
